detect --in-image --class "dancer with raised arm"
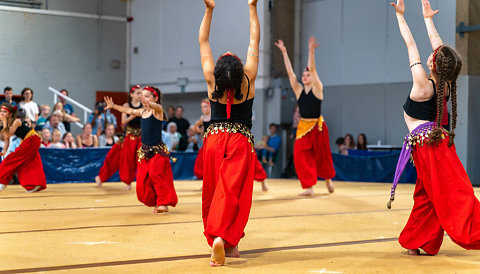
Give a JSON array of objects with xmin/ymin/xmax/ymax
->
[
  {"xmin": 104, "ymin": 86, "xmax": 177, "ymax": 213},
  {"xmin": 0, "ymin": 103, "xmax": 46, "ymax": 192},
  {"xmin": 275, "ymin": 37, "xmax": 335, "ymax": 196},
  {"xmin": 199, "ymin": 0, "xmax": 259, "ymax": 266},
  {"xmin": 389, "ymin": 0, "xmax": 480, "ymax": 255},
  {"xmin": 96, "ymin": 85, "xmax": 142, "ymax": 190}
]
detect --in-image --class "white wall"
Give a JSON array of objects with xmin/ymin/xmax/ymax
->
[
  {"xmin": 130, "ymin": 0, "xmax": 269, "ymax": 93},
  {"xmin": 0, "ymin": 2, "xmax": 127, "ymax": 133},
  {"xmin": 301, "ymin": 0, "xmax": 456, "ymax": 86}
]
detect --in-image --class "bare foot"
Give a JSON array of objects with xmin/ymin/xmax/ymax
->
[
  {"xmin": 95, "ymin": 176, "xmax": 102, "ymax": 187},
  {"xmin": 26, "ymin": 186, "xmax": 41, "ymax": 193},
  {"xmin": 210, "ymin": 237, "xmax": 225, "ymax": 266},
  {"xmin": 153, "ymin": 205, "xmax": 168, "ymax": 213},
  {"xmin": 0, "ymin": 184, "xmax": 7, "ymax": 191},
  {"xmin": 299, "ymin": 187, "xmax": 314, "ymax": 196},
  {"xmin": 326, "ymin": 179, "xmax": 334, "ymax": 193},
  {"xmin": 407, "ymin": 249, "xmax": 420, "ymax": 255},
  {"xmin": 125, "ymin": 184, "xmax": 132, "ymax": 191},
  {"xmin": 261, "ymin": 181, "xmax": 269, "ymax": 192},
  {"xmin": 225, "ymin": 245, "xmax": 240, "ymax": 258}
]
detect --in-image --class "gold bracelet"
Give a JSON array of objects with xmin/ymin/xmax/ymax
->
[
  {"xmin": 429, "ymin": 34, "xmax": 440, "ymax": 39},
  {"xmin": 248, "ymin": 52, "xmax": 259, "ymax": 58},
  {"xmin": 248, "ymin": 48, "xmax": 257, "ymax": 52}
]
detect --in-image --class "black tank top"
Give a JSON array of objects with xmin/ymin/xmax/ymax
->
[
  {"xmin": 203, "ymin": 120, "xmax": 211, "ymax": 131},
  {"xmin": 127, "ymin": 102, "xmax": 142, "ymax": 128},
  {"xmin": 298, "ymin": 89, "xmax": 322, "ymax": 118},
  {"xmin": 141, "ymin": 114, "xmax": 164, "ymax": 146},
  {"xmin": 14, "ymin": 121, "xmax": 30, "ymax": 139},
  {"xmin": 403, "ymin": 79, "xmax": 449, "ymax": 122},
  {"xmin": 210, "ymin": 74, "xmax": 254, "ymax": 129}
]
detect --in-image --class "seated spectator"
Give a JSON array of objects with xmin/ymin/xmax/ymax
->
[
  {"xmin": 260, "ymin": 124, "xmax": 281, "ymax": 165},
  {"xmin": 76, "ymin": 123, "xmax": 98, "ymax": 148},
  {"xmin": 53, "ymin": 102, "xmax": 80, "ymax": 125},
  {"xmin": 59, "ymin": 89, "xmax": 76, "ymax": 132},
  {"xmin": 336, "ymin": 137, "xmax": 348, "ymax": 155},
  {"xmin": 185, "ymin": 125, "xmax": 201, "ymax": 152},
  {"xmin": 19, "ymin": 87, "xmax": 39, "ymax": 123},
  {"xmin": 40, "ymin": 128, "xmax": 51, "ymax": 147},
  {"xmin": 47, "ymin": 129, "xmax": 66, "ymax": 148},
  {"xmin": 357, "ymin": 133, "xmax": 368, "ymax": 150},
  {"xmin": 88, "ymin": 101, "xmax": 117, "ymax": 136},
  {"xmin": 36, "ymin": 104, "xmax": 50, "ymax": 131},
  {"xmin": 63, "ymin": 132, "xmax": 77, "ymax": 148},
  {"xmin": 344, "ymin": 134, "xmax": 356, "ymax": 150},
  {"xmin": 0, "ymin": 87, "xmax": 17, "ymax": 107},
  {"xmin": 98, "ymin": 123, "xmax": 119, "ymax": 147},
  {"xmin": 164, "ymin": 122, "xmax": 180, "ymax": 151},
  {"xmin": 168, "ymin": 106, "xmax": 190, "ymax": 137},
  {"xmin": 43, "ymin": 111, "xmax": 67, "ymax": 137}
]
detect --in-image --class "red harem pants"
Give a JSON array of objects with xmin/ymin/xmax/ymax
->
[
  {"xmin": 202, "ymin": 132, "xmax": 255, "ymax": 248},
  {"xmin": 98, "ymin": 142, "xmax": 122, "ymax": 182},
  {"xmin": 399, "ymin": 137, "xmax": 480, "ymax": 255},
  {"xmin": 294, "ymin": 122, "xmax": 336, "ymax": 189},
  {"xmin": 0, "ymin": 135, "xmax": 46, "ymax": 191},
  {"xmin": 194, "ymin": 146, "xmax": 204, "ymax": 179},
  {"xmin": 119, "ymin": 134, "xmax": 141, "ymax": 185},
  {"xmin": 136, "ymin": 154, "xmax": 178, "ymax": 207},
  {"xmin": 254, "ymin": 153, "xmax": 267, "ymax": 182}
]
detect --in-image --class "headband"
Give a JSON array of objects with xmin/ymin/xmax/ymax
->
[
  {"xmin": 143, "ymin": 86, "xmax": 158, "ymax": 98},
  {"xmin": 1, "ymin": 105, "xmax": 16, "ymax": 114},
  {"xmin": 217, "ymin": 52, "xmax": 242, "ymax": 63},
  {"xmin": 130, "ymin": 85, "xmax": 140, "ymax": 94},
  {"xmin": 432, "ymin": 45, "xmax": 443, "ymax": 74},
  {"xmin": 1, "ymin": 106, "xmax": 11, "ymax": 114}
]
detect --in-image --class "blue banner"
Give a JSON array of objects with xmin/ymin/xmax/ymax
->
[{"xmin": 39, "ymin": 148, "xmax": 196, "ymax": 184}]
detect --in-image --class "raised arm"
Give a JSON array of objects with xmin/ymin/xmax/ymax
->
[
  {"xmin": 104, "ymin": 96, "xmax": 142, "ymax": 117},
  {"xmin": 0, "ymin": 119, "xmax": 21, "ymax": 155},
  {"xmin": 274, "ymin": 40, "xmax": 302, "ymax": 96},
  {"xmin": 199, "ymin": 0, "xmax": 216, "ymax": 92},
  {"xmin": 147, "ymin": 101, "xmax": 164, "ymax": 120},
  {"xmin": 422, "ymin": 0, "xmax": 443, "ymax": 50},
  {"xmin": 392, "ymin": 0, "xmax": 430, "ymax": 96},
  {"xmin": 307, "ymin": 36, "xmax": 324, "ymax": 99},
  {"xmin": 244, "ymin": 0, "xmax": 260, "ymax": 82}
]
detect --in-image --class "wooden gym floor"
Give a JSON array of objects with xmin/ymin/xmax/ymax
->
[{"xmin": 1, "ymin": 180, "xmax": 479, "ymax": 273}]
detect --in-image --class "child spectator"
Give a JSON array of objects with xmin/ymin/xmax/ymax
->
[
  {"xmin": 63, "ymin": 132, "xmax": 77, "ymax": 148},
  {"xmin": 40, "ymin": 128, "xmax": 51, "ymax": 148},
  {"xmin": 36, "ymin": 104, "xmax": 50, "ymax": 131},
  {"xmin": 47, "ymin": 129, "xmax": 66, "ymax": 148}
]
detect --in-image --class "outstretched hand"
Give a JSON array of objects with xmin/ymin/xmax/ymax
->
[
  {"xmin": 390, "ymin": 0, "xmax": 405, "ymax": 14},
  {"xmin": 274, "ymin": 40, "xmax": 287, "ymax": 53},
  {"xmin": 204, "ymin": 0, "xmax": 214, "ymax": 9},
  {"xmin": 248, "ymin": 0, "xmax": 258, "ymax": 6},
  {"xmin": 422, "ymin": 0, "xmax": 439, "ymax": 18},
  {"xmin": 104, "ymin": 96, "xmax": 114, "ymax": 110},
  {"xmin": 309, "ymin": 36, "xmax": 319, "ymax": 50}
]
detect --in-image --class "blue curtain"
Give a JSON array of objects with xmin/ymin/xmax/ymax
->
[{"xmin": 331, "ymin": 151, "xmax": 416, "ymax": 183}]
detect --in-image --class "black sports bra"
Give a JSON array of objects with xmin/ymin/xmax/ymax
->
[{"xmin": 403, "ymin": 79, "xmax": 449, "ymax": 122}]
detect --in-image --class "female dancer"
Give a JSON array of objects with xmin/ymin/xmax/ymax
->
[
  {"xmin": 199, "ymin": 0, "xmax": 259, "ymax": 266},
  {"xmin": 193, "ymin": 99, "xmax": 267, "ymax": 191},
  {"xmin": 0, "ymin": 103, "xmax": 46, "ymax": 192},
  {"xmin": 95, "ymin": 85, "xmax": 142, "ymax": 190},
  {"xmin": 275, "ymin": 37, "xmax": 335, "ymax": 196},
  {"xmin": 389, "ymin": 0, "xmax": 480, "ymax": 255},
  {"xmin": 104, "ymin": 86, "xmax": 177, "ymax": 213}
]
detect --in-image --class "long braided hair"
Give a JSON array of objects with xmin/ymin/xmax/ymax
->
[
  {"xmin": 212, "ymin": 53, "xmax": 244, "ymax": 101},
  {"xmin": 429, "ymin": 45, "xmax": 462, "ymax": 147}
]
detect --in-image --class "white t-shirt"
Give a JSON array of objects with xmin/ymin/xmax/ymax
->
[{"xmin": 19, "ymin": 101, "xmax": 39, "ymax": 122}]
